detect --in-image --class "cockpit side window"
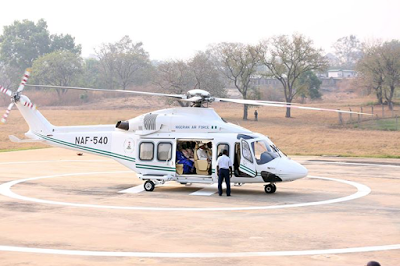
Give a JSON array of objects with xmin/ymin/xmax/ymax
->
[
  {"xmin": 251, "ymin": 140, "xmax": 278, "ymax": 165},
  {"xmin": 253, "ymin": 140, "xmax": 271, "ymax": 159}
]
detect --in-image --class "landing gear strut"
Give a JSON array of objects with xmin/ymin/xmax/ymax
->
[
  {"xmin": 144, "ymin": 180, "xmax": 155, "ymax": 191},
  {"xmin": 264, "ymin": 183, "xmax": 276, "ymax": 194}
]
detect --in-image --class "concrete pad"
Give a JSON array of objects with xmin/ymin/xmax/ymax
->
[{"xmin": 0, "ymin": 148, "xmax": 398, "ymax": 266}]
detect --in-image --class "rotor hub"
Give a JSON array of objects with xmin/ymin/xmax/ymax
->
[
  {"xmin": 12, "ymin": 92, "xmax": 20, "ymax": 103},
  {"xmin": 186, "ymin": 89, "xmax": 214, "ymax": 106}
]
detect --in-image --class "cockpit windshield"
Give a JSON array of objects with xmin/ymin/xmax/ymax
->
[{"xmin": 251, "ymin": 139, "xmax": 282, "ymax": 165}]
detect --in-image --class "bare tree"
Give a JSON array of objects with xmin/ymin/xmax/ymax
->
[
  {"xmin": 96, "ymin": 36, "xmax": 150, "ymax": 90},
  {"xmin": 155, "ymin": 60, "xmax": 195, "ymax": 107},
  {"xmin": 188, "ymin": 51, "xmax": 226, "ymax": 97},
  {"xmin": 260, "ymin": 34, "xmax": 328, "ymax": 118},
  {"xmin": 155, "ymin": 51, "xmax": 226, "ymax": 106},
  {"xmin": 211, "ymin": 43, "xmax": 261, "ymax": 120},
  {"xmin": 357, "ymin": 42, "xmax": 385, "ymax": 104},
  {"xmin": 332, "ymin": 35, "xmax": 363, "ymax": 69},
  {"xmin": 357, "ymin": 40, "xmax": 400, "ymax": 109},
  {"xmin": 380, "ymin": 40, "xmax": 400, "ymax": 110}
]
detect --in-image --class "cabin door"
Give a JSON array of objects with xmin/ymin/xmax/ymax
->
[{"xmin": 239, "ymin": 138, "xmax": 257, "ymax": 177}]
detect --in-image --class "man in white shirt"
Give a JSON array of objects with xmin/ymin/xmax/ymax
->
[
  {"xmin": 197, "ymin": 144, "xmax": 211, "ymax": 161},
  {"xmin": 216, "ymin": 149, "xmax": 233, "ymax": 196}
]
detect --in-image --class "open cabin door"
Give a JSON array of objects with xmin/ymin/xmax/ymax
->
[{"xmin": 239, "ymin": 138, "xmax": 257, "ymax": 177}]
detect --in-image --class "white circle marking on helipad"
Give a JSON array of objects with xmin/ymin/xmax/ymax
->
[
  {"xmin": 0, "ymin": 160, "xmax": 397, "ymax": 257},
  {"xmin": 0, "ymin": 170, "xmax": 371, "ymax": 211},
  {"xmin": 0, "ymin": 244, "xmax": 399, "ymax": 257}
]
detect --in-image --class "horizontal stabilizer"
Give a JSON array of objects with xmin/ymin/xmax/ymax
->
[{"xmin": 9, "ymin": 135, "xmax": 44, "ymax": 143}]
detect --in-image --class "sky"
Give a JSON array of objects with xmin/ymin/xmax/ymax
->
[{"xmin": 0, "ymin": 0, "xmax": 399, "ymax": 61}]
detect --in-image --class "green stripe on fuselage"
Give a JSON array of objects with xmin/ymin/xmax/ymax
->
[{"xmin": 35, "ymin": 133, "xmax": 135, "ymax": 163}]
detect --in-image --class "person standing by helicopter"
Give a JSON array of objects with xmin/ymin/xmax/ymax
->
[
  {"xmin": 216, "ymin": 149, "xmax": 233, "ymax": 196},
  {"xmin": 254, "ymin": 110, "xmax": 258, "ymax": 121}
]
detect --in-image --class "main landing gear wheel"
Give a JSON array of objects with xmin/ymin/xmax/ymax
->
[
  {"xmin": 264, "ymin": 184, "xmax": 277, "ymax": 194},
  {"xmin": 144, "ymin": 180, "xmax": 155, "ymax": 191}
]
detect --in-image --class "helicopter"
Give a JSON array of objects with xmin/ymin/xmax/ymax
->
[{"xmin": 1, "ymin": 69, "xmax": 371, "ymax": 194}]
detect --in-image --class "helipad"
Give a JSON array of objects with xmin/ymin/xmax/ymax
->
[{"xmin": 0, "ymin": 148, "xmax": 399, "ymax": 265}]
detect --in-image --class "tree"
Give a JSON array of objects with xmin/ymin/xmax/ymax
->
[
  {"xmin": 49, "ymin": 34, "xmax": 82, "ymax": 55},
  {"xmin": 31, "ymin": 51, "xmax": 83, "ymax": 98},
  {"xmin": 332, "ymin": 35, "xmax": 362, "ymax": 69},
  {"xmin": 211, "ymin": 43, "xmax": 261, "ymax": 120},
  {"xmin": 96, "ymin": 36, "xmax": 151, "ymax": 90},
  {"xmin": 188, "ymin": 51, "xmax": 226, "ymax": 97},
  {"xmin": 357, "ymin": 43, "xmax": 385, "ymax": 104},
  {"xmin": 79, "ymin": 58, "xmax": 104, "ymax": 88},
  {"xmin": 0, "ymin": 63, "xmax": 18, "ymax": 90},
  {"xmin": 260, "ymin": 34, "xmax": 328, "ymax": 118},
  {"xmin": 156, "ymin": 60, "xmax": 195, "ymax": 106},
  {"xmin": 297, "ymin": 71, "xmax": 322, "ymax": 102},
  {"xmin": 0, "ymin": 19, "xmax": 50, "ymax": 73},
  {"xmin": 380, "ymin": 40, "xmax": 400, "ymax": 110},
  {"xmin": 155, "ymin": 51, "xmax": 226, "ymax": 106},
  {"xmin": 0, "ymin": 19, "xmax": 81, "ymax": 86},
  {"xmin": 357, "ymin": 40, "xmax": 400, "ymax": 109},
  {"xmin": 0, "ymin": 19, "xmax": 81, "ymax": 70}
]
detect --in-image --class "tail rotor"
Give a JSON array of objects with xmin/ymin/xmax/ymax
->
[
  {"xmin": 1, "ymin": 68, "xmax": 36, "ymax": 124},
  {"xmin": 1, "ymin": 103, "xmax": 14, "ymax": 123},
  {"xmin": 17, "ymin": 69, "xmax": 31, "ymax": 93},
  {"xmin": 0, "ymin": 86, "xmax": 13, "ymax": 97}
]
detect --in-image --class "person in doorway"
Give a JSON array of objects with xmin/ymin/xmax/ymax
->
[
  {"xmin": 176, "ymin": 144, "xmax": 194, "ymax": 174},
  {"xmin": 197, "ymin": 143, "xmax": 211, "ymax": 161},
  {"xmin": 181, "ymin": 143, "xmax": 194, "ymax": 162},
  {"xmin": 254, "ymin": 110, "xmax": 258, "ymax": 121},
  {"xmin": 186, "ymin": 142, "xmax": 194, "ymax": 158},
  {"xmin": 216, "ymin": 149, "xmax": 233, "ymax": 196}
]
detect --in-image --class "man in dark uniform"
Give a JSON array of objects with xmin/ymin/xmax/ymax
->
[
  {"xmin": 216, "ymin": 149, "xmax": 233, "ymax": 196},
  {"xmin": 254, "ymin": 110, "xmax": 258, "ymax": 121}
]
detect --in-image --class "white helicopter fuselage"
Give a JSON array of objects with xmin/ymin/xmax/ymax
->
[{"xmin": 15, "ymin": 98, "xmax": 307, "ymax": 190}]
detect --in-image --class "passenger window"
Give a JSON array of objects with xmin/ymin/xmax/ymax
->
[
  {"xmin": 139, "ymin": 142, "xmax": 154, "ymax": 161},
  {"xmin": 241, "ymin": 140, "xmax": 253, "ymax": 163},
  {"xmin": 158, "ymin": 142, "xmax": 172, "ymax": 161},
  {"xmin": 217, "ymin": 143, "xmax": 229, "ymax": 157}
]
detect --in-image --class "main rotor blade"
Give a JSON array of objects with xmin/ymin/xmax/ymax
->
[
  {"xmin": 258, "ymin": 100, "xmax": 302, "ymax": 105},
  {"xmin": 0, "ymin": 86, "xmax": 13, "ymax": 97},
  {"xmin": 17, "ymin": 68, "xmax": 31, "ymax": 93},
  {"xmin": 215, "ymin": 98, "xmax": 373, "ymax": 116},
  {"xmin": 1, "ymin": 102, "xmax": 14, "ymax": 123},
  {"xmin": 25, "ymin": 84, "xmax": 186, "ymax": 100}
]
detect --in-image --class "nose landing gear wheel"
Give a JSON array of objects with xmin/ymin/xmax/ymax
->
[
  {"xmin": 264, "ymin": 184, "xmax": 276, "ymax": 194},
  {"xmin": 144, "ymin": 180, "xmax": 155, "ymax": 191}
]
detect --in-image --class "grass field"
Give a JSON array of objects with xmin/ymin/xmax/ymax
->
[
  {"xmin": 1, "ymin": 94, "xmax": 399, "ymax": 158},
  {"xmin": 351, "ymin": 117, "xmax": 400, "ymax": 131}
]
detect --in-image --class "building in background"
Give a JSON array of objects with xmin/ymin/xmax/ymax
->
[{"xmin": 327, "ymin": 69, "xmax": 357, "ymax": 78}]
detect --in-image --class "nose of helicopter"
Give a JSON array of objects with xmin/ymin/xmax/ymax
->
[{"xmin": 275, "ymin": 158, "xmax": 308, "ymax": 181}]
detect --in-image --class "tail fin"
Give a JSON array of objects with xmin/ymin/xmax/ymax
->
[{"xmin": 15, "ymin": 95, "xmax": 54, "ymax": 136}]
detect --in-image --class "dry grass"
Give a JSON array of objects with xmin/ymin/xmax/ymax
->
[{"xmin": 0, "ymin": 92, "xmax": 399, "ymax": 158}]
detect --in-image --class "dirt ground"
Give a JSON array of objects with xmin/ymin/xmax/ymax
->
[{"xmin": 0, "ymin": 148, "xmax": 398, "ymax": 265}]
